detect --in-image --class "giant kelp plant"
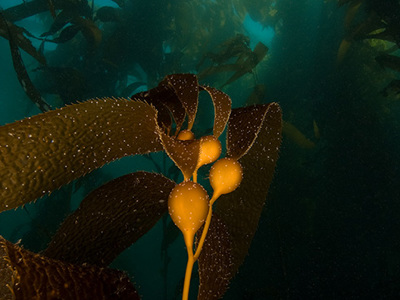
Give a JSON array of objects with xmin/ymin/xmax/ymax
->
[
  {"xmin": 0, "ymin": 73, "xmax": 282, "ymax": 299},
  {"xmin": 3, "ymin": 0, "xmax": 400, "ymax": 299}
]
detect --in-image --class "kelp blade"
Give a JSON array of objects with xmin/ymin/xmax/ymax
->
[
  {"xmin": 158, "ymin": 131, "xmax": 201, "ymax": 180},
  {"xmin": 219, "ymin": 102, "xmax": 282, "ymax": 271},
  {"xmin": 0, "ymin": 14, "xmax": 46, "ymax": 65},
  {"xmin": 199, "ymin": 86, "xmax": 231, "ymax": 138},
  {"xmin": 165, "ymin": 74, "xmax": 199, "ymax": 130},
  {"xmin": 134, "ymin": 79, "xmax": 186, "ymax": 133},
  {"xmin": 44, "ymin": 172, "xmax": 175, "ymax": 266},
  {"xmin": 0, "ymin": 236, "xmax": 139, "ymax": 299},
  {"xmin": 197, "ymin": 214, "xmax": 233, "ymax": 300},
  {"xmin": 197, "ymin": 103, "xmax": 282, "ymax": 299},
  {"xmin": 0, "ymin": 98, "xmax": 162, "ymax": 212}
]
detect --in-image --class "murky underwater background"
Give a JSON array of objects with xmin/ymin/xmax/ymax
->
[{"xmin": 1, "ymin": 0, "xmax": 400, "ymax": 299}]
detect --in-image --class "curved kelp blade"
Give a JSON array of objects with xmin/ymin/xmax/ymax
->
[
  {"xmin": 165, "ymin": 74, "xmax": 199, "ymax": 131},
  {"xmin": 0, "ymin": 13, "xmax": 51, "ymax": 112},
  {"xmin": 134, "ymin": 80, "xmax": 185, "ymax": 133},
  {"xmin": 226, "ymin": 103, "xmax": 278, "ymax": 160},
  {"xmin": 0, "ymin": 98, "xmax": 162, "ymax": 212},
  {"xmin": 51, "ymin": 24, "xmax": 81, "ymax": 43},
  {"xmin": 73, "ymin": 16, "xmax": 102, "ymax": 48},
  {"xmin": 0, "ymin": 13, "xmax": 46, "ymax": 65},
  {"xmin": 43, "ymin": 172, "xmax": 175, "ymax": 266},
  {"xmin": 197, "ymin": 214, "xmax": 233, "ymax": 300},
  {"xmin": 199, "ymin": 86, "xmax": 231, "ymax": 138},
  {"xmin": 0, "ymin": 236, "xmax": 140, "ymax": 300},
  {"xmin": 216, "ymin": 103, "xmax": 282, "ymax": 273},
  {"xmin": 158, "ymin": 131, "xmax": 201, "ymax": 181}
]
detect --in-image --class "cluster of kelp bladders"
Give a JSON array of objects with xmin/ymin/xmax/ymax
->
[{"xmin": 0, "ymin": 74, "xmax": 282, "ymax": 299}]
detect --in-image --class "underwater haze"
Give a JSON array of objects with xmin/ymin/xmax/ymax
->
[{"xmin": 1, "ymin": 0, "xmax": 400, "ymax": 299}]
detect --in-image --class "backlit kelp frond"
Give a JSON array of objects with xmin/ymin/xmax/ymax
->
[
  {"xmin": 134, "ymin": 76, "xmax": 187, "ymax": 134},
  {"xmin": 0, "ymin": 236, "xmax": 139, "ymax": 300},
  {"xmin": 226, "ymin": 103, "xmax": 274, "ymax": 160},
  {"xmin": 158, "ymin": 131, "xmax": 201, "ymax": 181},
  {"xmin": 165, "ymin": 74, "xmax": 199, "ymax": 131},
  {"xmin": 200, "ymin": 86, "xmax": 232, "ymax": 138},
  {"xmin": 217, "ymin": 103, "xmax": 282, "ymax": 271},
  {"xmin": 43, "ymin": 172, "xmax": 176, "ymax": 266},
  {"xmin": 197, "ymin": 215, "xmax": 233, "ymax": 300},
  {"xmin": 196, "ymin": 103, "xmax": 282, "ymax": 299},
  {"xmin": 0, "ymin": 98, "xmax": 161, "ymax": 212}
]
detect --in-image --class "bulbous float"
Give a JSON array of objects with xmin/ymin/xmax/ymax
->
[
  {"xmin": 193, "ymin": 135, "xmax": 222, "ymax": 182},
  {"xmin": 168, "ymin": 181, "xmax": 209, "ymax": 238},
  {"xmin": 209, "ymin": 157, "xmax": 243, "ymax": 201},
  {"xmin": 177, "ymin": 129, "xmax": 195, "ymax": 141},
  {"xmin": 193, "ymin": 157, "xmax": 243, "ymax": 263},
  {"xmin": 168, "ymin": 181, "xmax": 209, "ymax": 300}
]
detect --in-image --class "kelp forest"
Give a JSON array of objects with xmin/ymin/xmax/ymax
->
[{"xmin": 0, "ymin": 0, "xmax": 400, "ymax": 299}]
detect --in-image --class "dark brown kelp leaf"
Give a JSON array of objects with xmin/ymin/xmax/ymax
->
[
  {"xmin": 221, "ymin": 42, "xmax": 268, "ymax": 88},
  {"xmin": 133, "ymin": 90, "xmax": 173, "ymax": 133},
  {"xmin": 165, "ymin": 74, "xmax": 199, "ymax": 130},
  {"xmin": 134, "ymin": 80, "xmax": 186, "ymax": 133},
  {"xmin": 197, "ymin": 214, "xmax": 233, "ymax": 300},
  {"xmin": 0, "ymin": 236, "xmax": 139, "ymax": 299},
  {"xmin": 226, "ymin": 103, "xmax": 271, "ymax": 160},
  {"xmin": 200, "ymin": 86, "xmax": 231, "ymax": 138},
  {"xmin": 2, "ymin": 13, "xmax": 52, "ymax": 113},
  {"xmin": 216, "ymin": 103, "xmax": 282, "ymax": 273},
  {"xmin": 158, "ymin": 131, "xmax": 201, "ymax": 180},
  {"xmin": 73, "ymin": 16, "xmax": 102, "ymax": 48},
  {"xmin": 0, "ymin": 14, "xmax": 46, "ymax": 65},
  {"xmin": 0, "ymin": 239, "xmax": 13, "ymax": 300},
  {"xmin": 0, "ymin": 98, "xmax": 162, "ymax": 212},
  {"xmin": 44, "ymin": 172, "xmax": 175, "ymax": 266}
]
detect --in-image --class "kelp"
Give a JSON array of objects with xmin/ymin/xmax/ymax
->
[
  {"xmin": 197, "ymin": 215, "xmax": 233, "ymax": 300},
  {"xmin": 0, "ymin": 13, "xmax": 46, "ymax": 65},
  {"xmin": 2, "ymin": 0, "xmax": 91, "ymax": 23},
  {"xmin": 200, "ymin": 86, "xmax": 232, "ymax": 138},
  {"xmin": 44, "ymin": 172, "xmax": 176, "ymax": 266},
  {"xmin": 196, "ymin": 103, "xmax": 282, "ymax": 299},
  {"xmin": 0, "ymin": 12, "xmax": 51, "ymax": 112},
  {"xmin": 0, "ymin": 74, "xmax": 282, "ymax": 300},
  {"xmin": 198, "ymin": 38, "xmax": 269, "ymax": 88},
  {"xmin": 218, "ymin": 103, "xmax": 282, "ymax": 271},
  {"xmin": 0, "ymin": 98, "xmax": 161, "ymax": 211},
  {"xmin": 0, "ymin": 236, "xmax": 139, "ymax": 299}
]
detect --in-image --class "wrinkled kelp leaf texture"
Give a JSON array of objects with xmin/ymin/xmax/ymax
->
[
  {"xmin": 44, "ymin": 172, "xmax": 176, "ymax": 266},
  {"xmin": 0, "ymin": 98, "xmax": 162, "ymax": 212},
  {"xmin": 197, "ymin": 103, "xmax": 282, "ymax": 299},
  {"xmin": 0, "ymin": 236, "xmax": 139, "ymax": 300}
]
